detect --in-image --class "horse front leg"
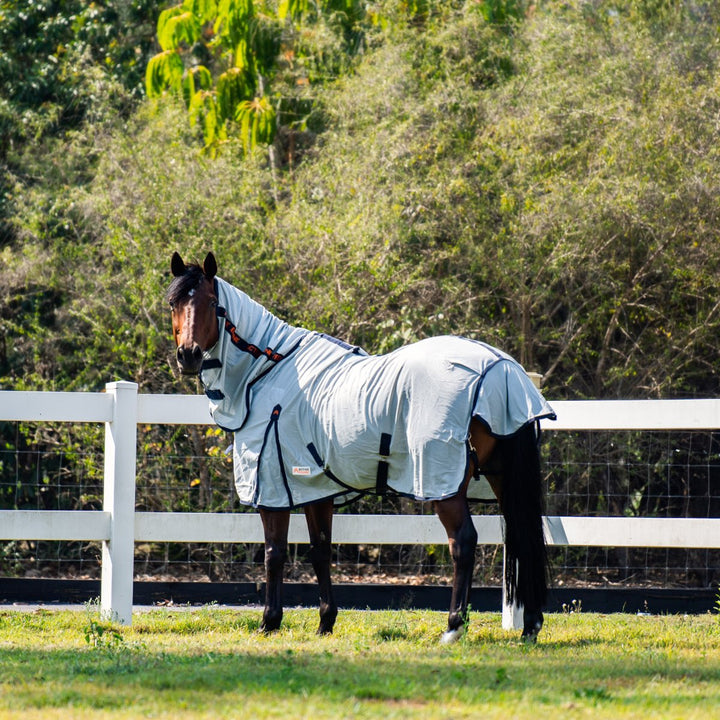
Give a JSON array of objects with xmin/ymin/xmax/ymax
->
[
  {"xmin": 259, "ymin": 508, "xmax": 290, "ymax": 632},
  {"xmin": 434, "ymin": 493, "xmax": 477, "ymax": 644},
  {"xmin": 304, "ymin": 498, "xmax": 338, "ymax": 635}
]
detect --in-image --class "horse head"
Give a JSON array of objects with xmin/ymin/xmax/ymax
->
[{"xmin": 167, "ymin": 251, "xmax": 220, "ymax": 375}]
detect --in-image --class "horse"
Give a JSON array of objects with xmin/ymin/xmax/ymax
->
[{"xmin": 167, "ymin": 251, "xmax": 555, "ymax": 642}]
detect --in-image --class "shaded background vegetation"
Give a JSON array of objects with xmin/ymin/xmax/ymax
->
[{"xmin": 1, "ymin": 0, "xmax": 719, "ymax": 587}]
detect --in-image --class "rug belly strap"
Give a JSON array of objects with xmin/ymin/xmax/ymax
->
[{"xmin": 376, "ymin": 432, "xmax": 392, "ymax": 495}]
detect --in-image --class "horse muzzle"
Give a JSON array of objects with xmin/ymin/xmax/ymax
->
[{"xmin": 176, "ymin": 344, "xmax": 204, "ymax": 375}]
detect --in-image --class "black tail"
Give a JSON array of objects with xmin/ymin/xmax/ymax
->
[{"xmin": 498, "ymin": 423, "xmax": 549, "ymax": 611}]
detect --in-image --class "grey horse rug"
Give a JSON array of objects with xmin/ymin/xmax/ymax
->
[{"xmin": 199, "ymin": 277, "xmax": 556, "ymax": 509}]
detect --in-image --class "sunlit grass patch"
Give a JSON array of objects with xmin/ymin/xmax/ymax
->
[{"xmin": 0, "ymin": 608, "xmax": 718, "ymax": 719}]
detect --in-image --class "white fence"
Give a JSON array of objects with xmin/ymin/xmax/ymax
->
[{"xmin": 1, "ymin": 383, "xmax": 720, "ymax": 627}]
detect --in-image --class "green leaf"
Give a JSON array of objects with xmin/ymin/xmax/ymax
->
[
  {"xmin": 216, "ymin": 66, "xmax": 254, "ymax": 122},
  {"xmin": 182, "ymin": 65, "xmax": 213, "ymax": 107},
  {"xmin": 479, "ymin": 0, "xmax": 524, "ymax": 25},
  {"xmin": 182, "ymin": 0, "xmax": 219, "ymax": 24},
  {"xmin": 188, "ymin": 88, "xmax": 210, "ymax": 127},
  {"xmin": 157, "ymin": 5, "xmax": 185, "ymax": 51},
  {"xmin": 215, "ymin": 0, "xmax": 255, "ymax": 47},
  {"xmin": 201, "ymin": 96, "xmax": 218, "ymax": 145},
  {"xmin": 248, "ymin": 16, "xmax": 282, "ymax": 76},
  {"xmin": 145, "ymin": 50, "xmax": 184, "ymax": 97},
  {"xmin": 159, "ymin": 10, "xmax": 202, "ymax": 51},
  {"xmin": 235, "ymin": 95, "xmax": 277, "ymax": 152},
  {"xmin": 187, "ymin": 90, "xmax": 225, "ymax": 152},
  {"xmin": 234, "ymin": 37, "xmax": 251, "ymax": 71}
]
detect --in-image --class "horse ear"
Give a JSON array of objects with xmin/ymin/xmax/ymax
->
[
  {"xmin": 203, "ymin": 252, "xmax": 217, "ymax": 281},
  {"xmin": 171, "ymin": 252, "xmax": 187, "ymax": 277}
]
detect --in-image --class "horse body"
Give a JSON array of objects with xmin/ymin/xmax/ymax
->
[{"xmin": 168, "ymin": 252, "xmax": 555, "ymax": 642}]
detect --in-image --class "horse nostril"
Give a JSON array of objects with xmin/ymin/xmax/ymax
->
[{"xmin": 176, "ymin": 344, "xmax": 202, "ymax": 374}]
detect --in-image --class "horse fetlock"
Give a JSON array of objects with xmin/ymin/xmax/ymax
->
[
  {"xmin": 317, "ymin": 618, "xmax": 336, "ymax": 635},
  {"xmin": 317, "ymin": 601, "xmax": 338, "ymax": 635},
  {"xmin": 446, "ymin": 609, "xmax": 468, "ymax": 633},
  {"xmin": 261, "ymin": 607, "xmax": 283, "ymax": 633}
]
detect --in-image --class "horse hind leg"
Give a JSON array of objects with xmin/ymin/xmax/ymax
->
[
  {"xmin": 434, "ymin": 421, "xmax": 498, "ymax": 644},
  {"xmin": 304, "ymin": 498, "xmax": 338, "ymax": 635},
  {"xmin": 434, "ymin": 493, "xmax": 478, "ymax": 644}
]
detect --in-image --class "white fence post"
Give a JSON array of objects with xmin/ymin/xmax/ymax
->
[{"xmin": 101, "ymin": 381, "xmax": 138, "ymax": 625}]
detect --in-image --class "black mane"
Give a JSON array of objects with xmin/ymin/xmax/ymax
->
[{"xmin": 166, "ymin": 264, "xmax": 206, "ymax": 305}]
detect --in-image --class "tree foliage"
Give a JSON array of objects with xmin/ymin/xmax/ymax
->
[
  {"xmin": 0, "ymin": 0, "xmax": 158, "ymax": 153},
  {"xmin": 2, "ymin": 0, "xmax": 720, "ymax": 565},
  {"xmin": 0, "ymin": 0, "xmax": 161, "ymax": 247},
  {"xmin": 4, "ymin": 0, "xmax": 720, "ymax": 398},
  {"xmin": 144, "ymin": 0, "xmax": 365, "ymax": 153}
]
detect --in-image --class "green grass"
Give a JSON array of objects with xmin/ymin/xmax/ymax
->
[{"xmin": 0, "ymin": 606, "xmax": 719, "ymax": 719}]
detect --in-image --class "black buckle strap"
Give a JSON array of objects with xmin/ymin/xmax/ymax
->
[{"xmin": 376, "ymin": 432, "xmax": 392, "ymax": 495}]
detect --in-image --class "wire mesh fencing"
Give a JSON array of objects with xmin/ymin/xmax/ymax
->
[{"xmin": 1, "ymin": 421, "xmax": 718, "ymax": 590}]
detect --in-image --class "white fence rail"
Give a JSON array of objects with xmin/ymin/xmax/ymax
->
[{"xmin": 1, "ymin": 384, "xmax": 719, "ymax": 627}]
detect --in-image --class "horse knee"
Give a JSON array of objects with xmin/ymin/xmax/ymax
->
[{"xmin": 265, "ymin": 542, "xmax": 287, "ymax": 576}]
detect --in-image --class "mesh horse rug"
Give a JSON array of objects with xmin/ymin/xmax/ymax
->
[{"xmin": 199, "ymin": 278, "xmax": 556, "ymax": 509}]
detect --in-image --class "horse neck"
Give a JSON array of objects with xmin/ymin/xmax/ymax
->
[{"xmin": 215, "ymin": 277, "xmax": 308, "ymax": 353}]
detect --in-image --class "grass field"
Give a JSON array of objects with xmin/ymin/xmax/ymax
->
[{"xmin": 0, "ymin": 605, "xmax": 719, "ymax": 719}]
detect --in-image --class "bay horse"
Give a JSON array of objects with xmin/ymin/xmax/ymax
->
[{"xmin": 167, "ymin": 251, "xmax": 553, "ymax": 642}]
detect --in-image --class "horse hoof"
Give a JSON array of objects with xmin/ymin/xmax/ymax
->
[
  {"xmin": 441, "ymin": 626, "xmax": 465, "ymax": 644},
  {"xmin": 520, "ymin": 621, "xmax": 542, "ymax": 644},
  {"xmin": 521, "ymin": 611, "xmax": 543, "ymax": 643}
]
